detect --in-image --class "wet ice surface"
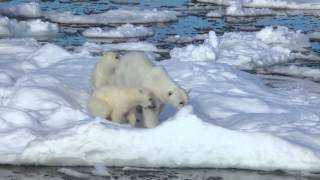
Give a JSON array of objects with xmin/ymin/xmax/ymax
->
[{"xmin": 1, "ymin": 0, "xmax": 320, "ymax": 179}]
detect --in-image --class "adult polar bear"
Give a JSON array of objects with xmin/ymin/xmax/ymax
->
[
  {"xmin": 92, "ymin": 52, "xmax": 119, "ymax": 90},
  {"xmin": 113, "ymin": 52, "xmax": 188, "ymax": 128}
]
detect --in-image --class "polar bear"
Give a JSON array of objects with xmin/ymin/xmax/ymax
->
[
  {"xmin": 92, "ymin": 51, "xmax": 119, "ymax": 90},
  {"xmin": 88, "ymin": 85, "xmax": 157, "ymax": 126},
  {"xmin": 113, "ymin": 52, "xmax": 188, "ymax": 128}
]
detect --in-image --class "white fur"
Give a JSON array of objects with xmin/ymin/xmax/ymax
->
[
  {"xmin": 87, "ymin": 85, "xmax": 156, "ymax": 126},
  {"xmin": 92, "ymin": 52, "xmax": 119, "ymax": 90},
  {"xmin": 113, "ymin": 52, "xmax": 188, "ymax": 128}
]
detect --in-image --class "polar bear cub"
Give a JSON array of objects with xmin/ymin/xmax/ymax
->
[
  {"xmin": 88, "ymin": 85, "xmax": 156, "ymax": 126},
  {"xmin": 92, "ymin": 52, "xmax": 119, "ymax": 90},
  {"xmin": 113, "ymin": 52, "xmax": 188, "ymax": 128}
]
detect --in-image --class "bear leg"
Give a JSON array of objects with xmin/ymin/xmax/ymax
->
[
  {"xmin": 88, "ymin": 98, "xmax": 111, "ymax": 119},
  {"xmin": 111, "ymin": 110, "xmax": 126, "ymax": 124},
  {"xmin": 126, "ymin": 109, "xmax": 137, "ymax": 127}
]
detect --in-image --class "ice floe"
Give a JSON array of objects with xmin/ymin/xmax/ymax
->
[
  {"xmin": 0, "ymin": 17, "xmax": 58, "ymax": 37},
  {"xmin": 0, "ymin": 35, "xmax": 319, "ymax": 172},
  {"xmin": 82, "ymin": 24, "xmax": 153, "ymax": 39},
  {"xmin": 45, "ymin": 9, "xmax": 178, "ymax": 25},
  {"xmin": 308, "ymin": 32, "xmax": 320, "ymax": 41},
  {"xmin": 226, "ymin": 3, "xmax": 275, "ymax": 16},
  {"xmin": 0, "ymin": 2, "xmax": 41, "ymax": 18},
  {"xmin": 197, "ymin": 0, "xmax": 320, "ymax": 10},
  {"xmin": 258, "ymin": 65, "xmax": 320, "ymax": 81},
  {"xmin": 171, "ymin": 26, "xmax": 311, "ymax": 70},
  {"xmin": 79, "ymin": 41, "xmax": 160, "ymax": 53}
]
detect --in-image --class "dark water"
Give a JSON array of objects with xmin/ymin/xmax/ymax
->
[
  {"xmin": 1, "ymin": 1, "xmax": 320, "ymax": 179},
  {"xmin": 0, "ymin": 166, "xmax": 319, "ymax": 180}
]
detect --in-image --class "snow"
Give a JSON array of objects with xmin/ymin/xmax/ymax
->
[
  {"xmin": 0, "ymin": 36, "xmax": 320, "ymax": 172},
  {"xmin": 0, "ymin": 2, "xmax": 42, "ymax": 18},
  {"xmin": 197, "ymin": 0, "xmax": 320, "ymax": 10},
  {"xmin": 83, "ymin": 24, "xmax": 153, "ymax": 38},
  {"xmin": 45, "ymin": 9, "xmax": 178, "ymax": 25},
  {"xmin": 171, "ymin": 26, "xmax": 310, "ymax": 70},
  {"xmin": 0, "ymin": 17, "xmax": 58, "ymax": 37}
]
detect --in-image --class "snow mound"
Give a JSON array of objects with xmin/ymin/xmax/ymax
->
[
  {"xmin": 0, "ymin": 38, "xmax": 40, "ymax": 55},
  {"xmin": 0, "ymin": 17, "xmax": 58, "ymax": 37},
  {"xmin": 171, "ymin": 26, "xmax": 311, "ymax": 70},
  {"xmin": 45, "ymin": 9, "xmax": 177, "ymax": 25},
  {"xmin": 0, "ymin": 2, "xmax": 42, "ymax": 18},
  {"xmin": 83, "ymin": 24, "xmax": 153, "ymax": 38}
]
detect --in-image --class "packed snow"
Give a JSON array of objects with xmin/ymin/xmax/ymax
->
[
  {"xmin": 197, "ymin": 0, "xmax": 320, "ymax": 10},
  {"xmin": 0, "ymin": 17, "xmax": 58, "ymax": 37},
  {"xmin": 170, "ymin": 26, "xmax": 310, "ymax": 70},
  {"xmin": 0, "ymin": 38, "xmax": 320, "ymax": 172},
  {"xmin": 82, "ymin": 24, "xmax": 153, "ymax": 39},
  {"xmin": 45, "ymin": 9, "xmax": 178, "ymax": 25},
  {"xmin": 0, "ymin": 2, "xmax": 41, "ymax": 18}
]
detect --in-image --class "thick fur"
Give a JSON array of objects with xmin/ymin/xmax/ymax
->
[
  {"xmin": 113, "ymin": 52, "xmax": 188, "ymax": 128},
  {"xmin": 88, "ymin": 85, "xmax": 156, "ymax": 126},
  {"xmin": 92, "ymin": 52, "xmax": 119, "ymax": 90}
]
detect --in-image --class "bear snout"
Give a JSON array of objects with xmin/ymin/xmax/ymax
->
[{"xmin": 148, "ymin": 102, "xmax": 157, "ymax": 109}]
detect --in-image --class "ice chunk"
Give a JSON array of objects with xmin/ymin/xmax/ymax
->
[
  {"xmin": 226, "ymin": 3, "xmax": 275, "ymax": 16},
  {"xmin": 91, "ymin": 164, "xmax": 111, "ymax": 177},
  {"xmin": 170, "ymin": 26, "xmax": 311, "ymax": 69},
  {"xmin": 80, "ymin": 41, "xmax": 159, "ymax": 53},
  {"xmin": 83, "ymin": 24, "xmax": 153, "ymax": 38},
  {"xmin": 58, "ymin": 168, "xmax": 89, "ymax": 178},
  {"xmin": 197, "ymin": 0, "xmax": 320, "ymax": 10},
  {"xmin": 0, "ymin": 17, "xmax": 58, "ymax": 37},
  {"xmin": 45, "ymin": 9, "xmax": 178, "ymax": 25},
  {"xmin": 0, "ymin": 2, "xmax": 41, "ymax": 18},
  {"xmin": 170, "ymin": 31, "xmax": 218, "ymax": 61}
]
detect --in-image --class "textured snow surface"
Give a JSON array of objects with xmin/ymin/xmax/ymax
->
[{"xmin": 0, "ymin": 38, "xmax": 320, "ymax": 172}]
